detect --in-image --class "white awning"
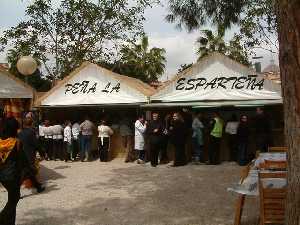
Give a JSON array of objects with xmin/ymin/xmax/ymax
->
[
  {"xmin": 151, "ymin": 53, "xmax": 282, "ymax": 103},
  {"xmin": 36, "ymin": 62, "xmax": 154, "ymax": 107},
  {"xmin": 0, "ymin": 69, "xmax": 34, "ymax": 99}
]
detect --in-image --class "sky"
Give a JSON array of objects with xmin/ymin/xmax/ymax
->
[{"xmin": 0, "ymin": 0, "xmax": 279, "ymax": 80}]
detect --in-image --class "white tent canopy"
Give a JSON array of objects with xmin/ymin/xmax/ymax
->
[
  {"xmin": 0, "ymin": 69, "xmax": 34, "ymax": 99},
  {"xmin": 151, "ymin": 53, "xmax": 282, "ymax": 104},
  {"xmin": 37, "ymin": 62, "xmax": 155, "ymax": 107}
]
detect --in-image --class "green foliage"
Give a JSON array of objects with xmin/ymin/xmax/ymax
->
[
  {"xmin": 166, "ymin": 0, "xmax": 277, "ymax": 55},
  {"xmin": 238, "ymin": 0, "xmax": 278, "ymax": 52},
  {"xmin": 177, "ymin": 63, "xmax": 193, "ymax": 73},
  {"xmin": 115, "ymin": 35, "xmax": 166, "ymax": 83},
  {"xmin": 196, "ymin": 28, "xmax": 250, "ymax": 65},
  {"xmin": 0, "ymin": 0, "xmax": 155, "ymax": 80},
  {"xmin": 166, "ymin": 0, "xmax": 247, "ymax": 31}
]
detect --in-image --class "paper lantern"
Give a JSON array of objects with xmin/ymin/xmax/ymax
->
[{"xmin": 16, "ymin": 56, "xmax": 37, "ymax": 75}]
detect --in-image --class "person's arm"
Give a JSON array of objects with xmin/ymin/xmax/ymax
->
[
  {"xmin": 108, "ymin": 126, "xmax": 114, "ymax": 136},
  {"xmin": 136, "ymin": 121, "xmax": 146, "ymax": 134}
]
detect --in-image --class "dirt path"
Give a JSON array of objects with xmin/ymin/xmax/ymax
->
[{"xmin": 0, "ymin": 160, "xmax": 259, "ymax": 225}]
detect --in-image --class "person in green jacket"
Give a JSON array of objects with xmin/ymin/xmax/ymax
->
[{"xmin": 208, "ymin": 112, "xmax": 224, "ymax": 165}]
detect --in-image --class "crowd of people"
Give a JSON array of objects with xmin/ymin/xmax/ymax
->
[
  {"xmin": 34, "ymin": 107, "xmax": 272, "ymax": 168},
  {"xmin": 0, "ymin": 107, "xmax": 273, "ymax": 225},
  {"xmin": 0, "ymin": 107, "xmax": 273, "ymax": 170}
]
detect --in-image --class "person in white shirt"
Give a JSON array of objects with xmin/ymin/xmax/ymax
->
[
  {"xmin": 134, "ymin": 115, "xmax": 147, "ymax": 164},
  {"xmin": 52, "ymin": 122, "xmax": 64, "ymax": 160},
  {"xmin": 80, "ymin": 116, "xmax": 95, "ymax": 161},
  {"xmin": 64, "ymin": 120, "xmax": 73, "ymax": 162},
  {"xmin": 97, "ymin": 120, "xmax": 113, "ymax": 162},
  {"xmin": 225, "ymin": 114, "xmax": 239, "ymax": 162},
  {"xmin": 38, "ymin": 122, "xmax": 46, "ymax": 158},
  {"xmin": 72, "ymin": 122, "xmax": 81, "ymax": 160},
  {"xmin": 43, "ymin": 120, "xmax": 53, "ymax": 160}
]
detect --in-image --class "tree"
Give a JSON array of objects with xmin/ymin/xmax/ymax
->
[
  {"xmin": 177, "ymin": 63, "xmax": 193, "ymax": 73},
  {"xmin": 117, "ymin": 35, "xmax": 166, "ymax": 83},
  {"xmin": 166, "ymin": 0, "xmax": 277, "ymax": 54},
  {"xmin": 196, "ymin": 28, "xmax": 227, "ymax": 59},
  {"xmin": 166, "ymin": 0, "xmax": 247, "ymax": 31},
  {"xmin": 0, "ymin": 0, "xmax": 155, "ymax": 80},
  {"xmin": 196, "ymin": 28, "xmax": 250, "ymax": 65},
  {"xmin": 276, "ymin": 1, "xmax": 300, "ymax": 224},
  {"xmin": 166, "ymin": 0, "xmax": 300, "ymax": 224}
]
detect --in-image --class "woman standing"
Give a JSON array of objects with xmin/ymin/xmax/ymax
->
[
  {"xmin": 169, "ymin": 112, "xmax": 187, "ymax": 167},
  {"xmin": 134, "ymin": 115, "xmax": 147, "ymax": 164},
  {"xmin": 236, "ymin": 115, "xmax": 250, "ymax": 166},
  {"xmin": 0, "ymin": 117, "xmax": 24, "ymax": 225},
  {"xmin": 97, "ymin": 120, "xmax": 113, "ymax": 162}
]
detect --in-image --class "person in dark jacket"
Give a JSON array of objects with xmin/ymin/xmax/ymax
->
[
  {"xmin": 146, "ymin": 112, "xmax": 164, "ymax": 167},
  {"xmin": 237, "ymin": 115, "xmax": 250, "ymax": 166},
  {"xmin": 254, "ymin": 107, "xmax": 271, "ymax": 152},
  {"xmin": 169, "ymin": 112, "xmax": 187, "ymax": 167},
  {"xmin": 18, "ymin": 117, "xmax": 45, "ymax": 193},
  {"xmin": 0, "ymin": 117, "xmax": 25, "ymax": 225},
  {"xmin": 160, "ymin": 114, "xmax": 171, "ymax": 164}
]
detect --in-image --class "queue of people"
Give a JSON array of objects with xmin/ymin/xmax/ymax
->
[
  {"xmin": 35, "ymin": 107, "xmax": 271, "ymax": 167},
  {"xmin": 39, "ymin": 116, "xmax": 115, "ymax": 163}
]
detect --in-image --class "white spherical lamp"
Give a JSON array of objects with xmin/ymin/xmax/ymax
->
[{"xmin": 16, "ymin": 56, "xmax": 38, "ymax": 75}]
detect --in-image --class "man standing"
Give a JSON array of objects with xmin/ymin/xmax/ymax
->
[
  {"xmin": 254, "ymin": 107, "xmax": 271, "ymax": 152},
  {"xmin": 134, "ymin": 115, "xmax": 147, "ymax": 164},
  {"xmin": 146, "ymin": 112, "xmax": 163, "ymax": 167},
  {"xmin": 18, "ymin": 117, "xmax": 45, "ymax": 193},
  {"xmin": 208, "ymin": 112, "xmax": 224, "ymax": 165},
  {"xmin": 80, "ymin": 116, "xmax": 94, "ymax": 161},
  {"xmin": 43, "ymin": 120, "xmax": 53, "ymax": 160},
  {"xmin": 64, "ymin": 120, "xmax": 73, "ymax": 162},
  {"xmin": 52, "ymin": 122, "xmax": 64, "ymax": 161}
]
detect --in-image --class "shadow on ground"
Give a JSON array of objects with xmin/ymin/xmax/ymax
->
[
  {"xmin": 18, "ymin": 164, "xmax": 259, "ymax": 225},
  {"xmin": 39, "ymin": 164, "xmax": 66, "ymax": 183}
]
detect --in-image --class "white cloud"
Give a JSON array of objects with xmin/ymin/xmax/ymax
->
[{"xmin": 148, "ymin": 32, "xmax": 199, "ymax": 80}]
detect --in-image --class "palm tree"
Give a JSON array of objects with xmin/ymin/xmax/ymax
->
[
  {"xmin": 119, "ymin": 35, "xmax": 166, "ymax": 83},
  {"xmin": 196, "ymin": 27, "xmax": 227, "ymax": 60},
  {"xmin": 196, "ymin": 28, "xmax": 250, "ymax": 65}
]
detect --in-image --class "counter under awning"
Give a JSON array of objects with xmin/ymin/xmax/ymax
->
[{"xmin": 141, "ymin": 99, "xmax": 283, "ymax": 108}]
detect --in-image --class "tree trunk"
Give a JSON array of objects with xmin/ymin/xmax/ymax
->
[{"xmin": 276, "ymin": 1, "xmax": 300, "ymax": 225}]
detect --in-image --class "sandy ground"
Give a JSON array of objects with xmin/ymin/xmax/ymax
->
[{"xmin": 0, "ymin": 159, "xmax": 259, "ymax": 225}]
